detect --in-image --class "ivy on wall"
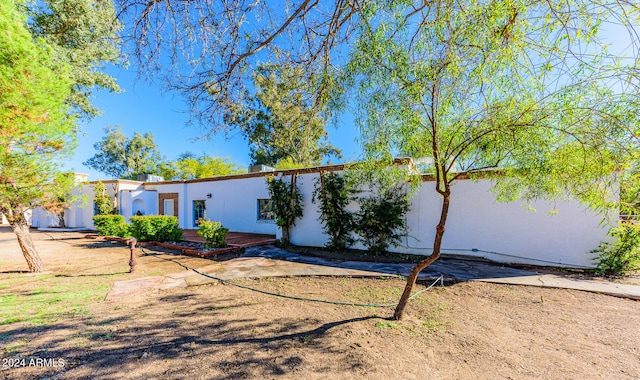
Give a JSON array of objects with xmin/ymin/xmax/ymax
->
[
  {"xmin": 312, "ymin": 171, "xmax": 355, "ymax": 251},
  {"xmin": 266, "ymin": 174, "xmax": 303, "ymax": 245}
]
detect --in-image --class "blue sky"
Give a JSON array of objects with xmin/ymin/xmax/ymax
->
[
  {"xmin": 63, "ymin": 18, "xmax": 634, "ymax": 181},
  {"xmin": 64, "ymin": 65, "xmax": 362, "ymax": 180}
]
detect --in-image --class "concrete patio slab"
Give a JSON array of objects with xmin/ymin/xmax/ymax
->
[{"xmin": 484, "ymin": 274, "xmax": 640, "ymax": 300}]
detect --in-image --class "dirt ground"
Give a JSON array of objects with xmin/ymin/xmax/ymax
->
[{"xmin": 1, "ymin": 227, "xmax": 640, "ymax": 379}]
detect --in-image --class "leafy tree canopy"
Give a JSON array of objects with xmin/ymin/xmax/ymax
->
[
  {"xmin": 84, "ymin": 126, "xmax": 164, "ymax": 180},
  {"xmin": 224, "ymin": 63, "xmax": 341, "ymax": 167},
  {"xmin": 159, "ymin": 152, "xmax": 245, "ymax": 180},
  {"xmin": 350, "ymin": 0, "xmax": 639, "ymax": 212},
  {"xmin": 29, "ymin": 0, "xmax": 123, "ymax": 118},
  {"xmin": 0, "ymin": 0, "xmax": 74, "ymax": 225},
  {"xmin": 116, "ymin": 0, "xmax": 350, "ymax": 131},
  {"xmin": 1, "ymin": 0, "xmax": 121, "ymax": 272},
  {"xmin": 346, "ymin": 0, "xmax": 640, "ymax": 319}
]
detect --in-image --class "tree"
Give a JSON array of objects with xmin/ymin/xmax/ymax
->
[
  {"xmin": 120, "ymin": 0, "xmax": 640, "ymax": 319},
  {"xmin": 267, "ymin": 175, "xmax": 303, "ymax": 245},
  {"xmin": 40, "ymin": 174, "xmax": 80, "ymax": 228},
  {"xmin": 84, "ymin": 126, "xmax": 164, "ymax": 180},
  {"xmin": 159, "ymin": 152, "xmax": 245, "ymax": 180},
  {"xmin": 225, "ymin": 63, "xmax": 341, "ymax": 167},
  {"xmin": 30, "ymin": 0, "xmax": 122, "ymax": 118},
  {"xmin": 348, "ymin": 1, "xmax": 640, "ymax": 319},
  {"xmin": 93, "ymin": 180, "xmax": 115, "ymax": 215},
  {"xmin": 312, "ymin": 172, "xmax": 355, "ymax": 251},
  {"xmin": 116, "ymin": 0, "xmax": 353, "ymax": 131},
  {"xmin": 0, "ymin": 0, "xmax": 121, "ymax": 272}
]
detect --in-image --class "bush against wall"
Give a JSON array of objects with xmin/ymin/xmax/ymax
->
[
  {"xmin": 312, "ymin": 171, "xmax": 354, "ymax": 251},
  {"xmin": 266, "ymin": 174, "xmax": 303, "ymax": 245},
  {"xmin": 129, "ymin": 215, "xmax": 183, "ymax": 242},
  {"xmin": 354, "ymin": 186, "xmax": 410, "ymax": 255},
  {"xmin": 93, "ymin": 180, "xmax": 115, "ymax": 215},
  {"xmin": 197, "ymin": 220, "xmax": 229, "ymax": 248},
  {"xmin": 592, "ymin": 222, "xmax": 640, "ymax": 276},
  {"xmin": 92, "ymin": 215, "xmax": 129, "ymax": 237},
  {"xmin": 345, "ymin": 161, "xmax": 417, "ymax": 256}
]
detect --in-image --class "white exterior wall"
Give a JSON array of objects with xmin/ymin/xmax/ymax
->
[
  {"xmin": 287, "ymin": 173, "xmax": 326, "ymax": 246},
  {"xmin": 406, "ymin": 179, "xmax": 609, "ymax": 267},
  {"xmin": 143, "ymin": 182, "xmax": 186, "ymax": 226},
  {"xmin": 187, "ymin": 177, "xmax": 276, "ymax": 233},
  {"xmin": 31, "ymin": 180, "xmax": 144, "ymax": 230},
  {"xmin": 30, "ymin": 208, "xmax": 52, "ymax": 228},
  {"xmin": 55, "ymin": 170, "xmax": 611, "ymax": 267},
  {"xmin": 148, "ymin": 177, "xmax": 277, "ymax": 233},
  {"xmin": 288, "ymin": 173, "xmax": 610, "ymax": 268},
  {"xmin": 121, "ymin": 190, "xmax": 158, "ymax": 221}
]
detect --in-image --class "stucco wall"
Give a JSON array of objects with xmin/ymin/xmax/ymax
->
[
  {"xmin": 121, "ymin": 189, "xmax": 158, "ymax": 221},
  {"xmin": 31, "ymin": 180, "xmax": 144, "ymax": 229},
  {"xmin": 56, "ymin": 170, "xmax": 611, "ymax": 267},
  {"xmin": 287, "ymin": 172, "xmax": 610, "ymax": 267},
  {"xmin": 149, "ymin": 177, "xmax": 277, "ymax": 234},
  {"xmin": 143, "ymin": 182, "xmax": 187, "ymax": 227}
]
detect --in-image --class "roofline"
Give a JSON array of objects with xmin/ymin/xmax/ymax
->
[
  {"xmin": 82, "ymin": 159, "xmax": 507, "ymax": 186},
  {"xmin": 142, "ymin": 158, "xmax": 416, "ymax": 186},
  {"xmin": 83, "ymin": 179, "xmax": 143, "ymax": 186},
  {"xmin": 143, "ymin": 163, "xmax": 349, "ymax": 185}
]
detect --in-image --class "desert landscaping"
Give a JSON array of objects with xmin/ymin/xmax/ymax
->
[{"xmin": 1, "ymin": 227, "xmax": 640, "ymax": 379}]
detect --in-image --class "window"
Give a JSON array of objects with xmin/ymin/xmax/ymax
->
[
  {"xmin": 257, "ymin": 199, "xmax": 274, "ymax": 221},
  {"xmin": 193, "ymin": 200, "xmax": 206, "ymax": 226},
  {"xmin": 163, "ymin": 199, "xmax": 174, "ymax": 216},
  {"xmin": 93, "ymin": 202, "xmax": 99, "ymax": 216}
]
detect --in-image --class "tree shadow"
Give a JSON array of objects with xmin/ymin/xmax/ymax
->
[{"xmin": 1, "ymin": 299, "xmax": 381, "ymax": 379}]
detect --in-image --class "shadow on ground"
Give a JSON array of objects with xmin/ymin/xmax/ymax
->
[{"xmin": 2, "ymin": 293, "xmax": 379, "ymax": 379}]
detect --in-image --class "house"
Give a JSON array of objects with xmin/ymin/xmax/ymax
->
[{"xmin": 31, "ymin": 162, "xmax": 612, "ymax": 268}]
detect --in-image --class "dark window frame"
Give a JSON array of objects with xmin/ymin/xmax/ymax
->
[{"xmin": 257, "ymin": 199, "xmax": 274, "ymax": 221}]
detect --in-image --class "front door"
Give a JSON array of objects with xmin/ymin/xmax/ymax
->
[{"xmin": 193, "ymin": 200, "xmax": 206, "ymax": 227}]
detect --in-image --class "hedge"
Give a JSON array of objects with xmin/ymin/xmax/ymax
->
[
  {"xmin": 92, "ymin": 215, "xmax": 129, "ymax": 237},
  {"xmin": 129, "ymin": 215, "xmax": 183, "ymax": 242}
]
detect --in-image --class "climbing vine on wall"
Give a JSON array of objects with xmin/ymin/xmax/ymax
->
[
  {"xmin": 312, "ymin": 171, "xmax": 354, "ymax": 251},
  {"xmin": 354, "ymin": 185, "xmax": 410, "ymax": 255},
  {"xmin": 266, "ymin": 174, "xmax": 303, "ymax": 245}
]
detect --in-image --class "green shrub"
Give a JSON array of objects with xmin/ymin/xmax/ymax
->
[
  {"xmin": 129, "ymin": 215, "xmax": 183, "ymax": 242},
  {"xmin": 92, "ymin": 215, "xmax": 129, "ymax": 237},
  {"xmin": 354, "ymin": 188, "xmax": 410, "ymax": 255},
  {"xmin": 592, "ymin": 222, "xmax": 640, "ymax": 276},
  {"xmin": 312, "ymin": 172, "xmax": 354, "ymax": 251},
  {"xmin": 197, "ymin": 220, "xmax": 229, "ymax": 248},
  {"xmin": 266, "ymin": 175, "xmax": 303, "ymax": 246},
  {"xmin": 93, "ymin": 180, "xmax": 115, "ymax": 215}
]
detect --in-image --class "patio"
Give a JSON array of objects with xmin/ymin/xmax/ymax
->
[{"xmin": 181, "ymin": 229, "xmax": 277, "ymax": 248}]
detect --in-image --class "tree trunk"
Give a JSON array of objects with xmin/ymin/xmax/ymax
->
[
  {"xmin": 282, "ymin": 227, "xmax": 290, "ymax": 245},
  {"xmin": 284, "ymin": 173, "xmax": 297, "ymax": 246},
  {"xmin": 10, "ymin": 217, "xmax": 45, "ymax": 273},
  {"xmin": 393, "ymin": 191, "xmax": 450, "ymax": 320},
  {"xmin": 58, "ymin": 211, "xmax": 66, "ymax": 228}
]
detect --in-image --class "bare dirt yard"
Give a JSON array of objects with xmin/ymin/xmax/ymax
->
[{"xmin": 1, "ymin": 227, "xmax": 640, "ymax": 379}]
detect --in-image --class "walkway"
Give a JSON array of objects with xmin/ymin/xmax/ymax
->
[{"xmin": 106, "ymin": 245, "xmax": 640, "ymax": 301}]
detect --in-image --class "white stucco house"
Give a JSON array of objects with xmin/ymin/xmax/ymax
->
[{"xmin": 30, "ymin": 162, "xmax": 614, "ymax": 268}]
